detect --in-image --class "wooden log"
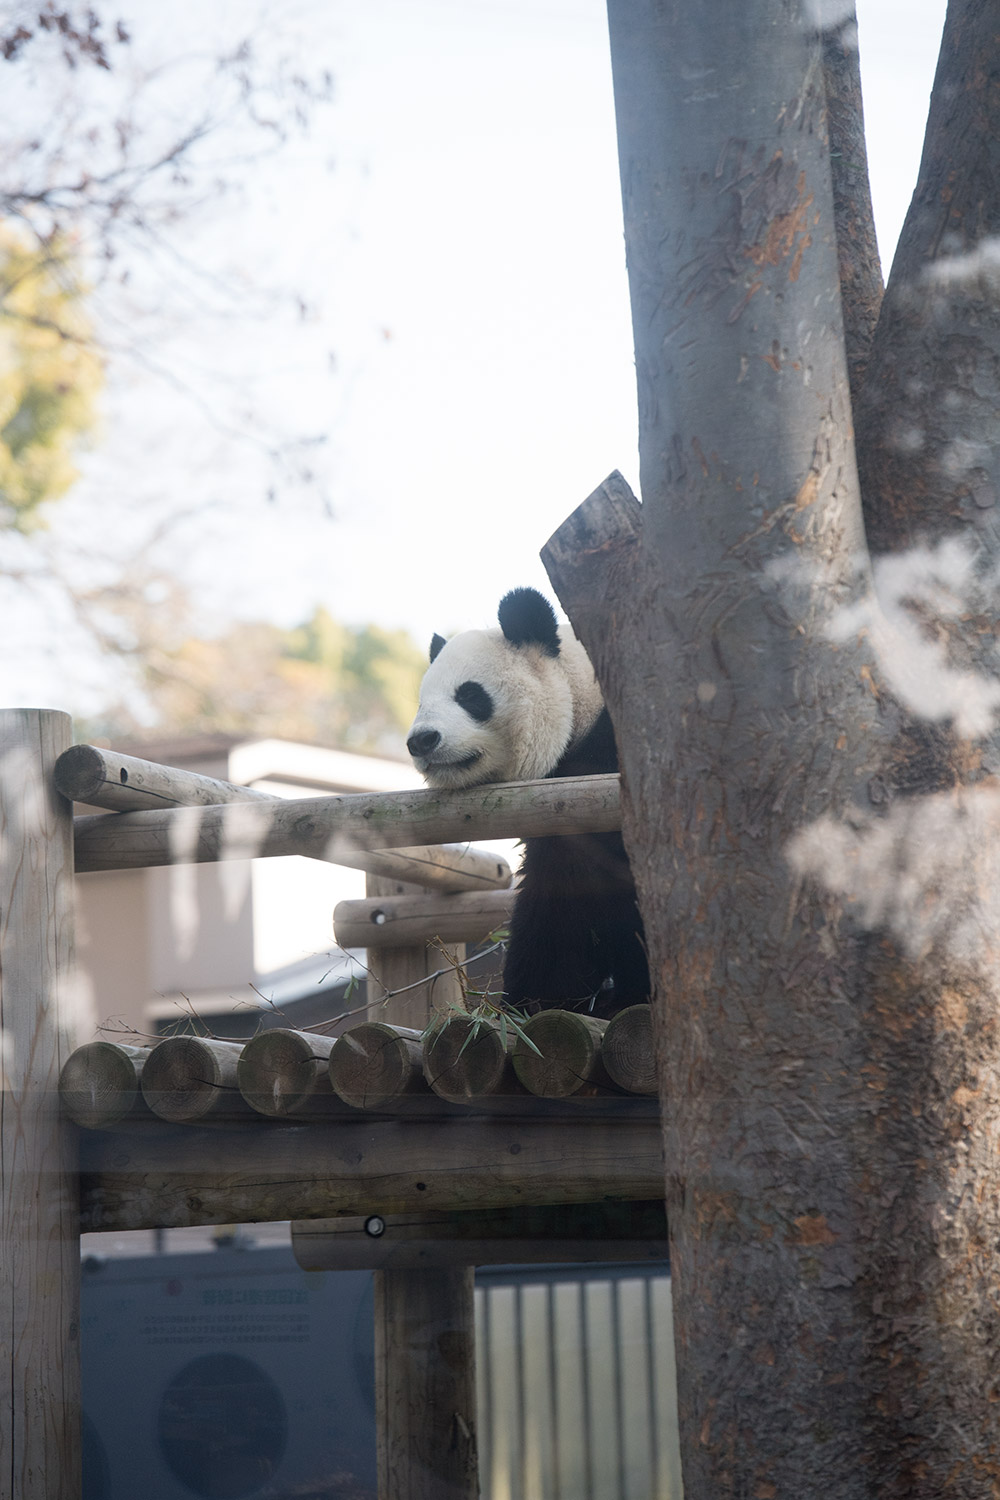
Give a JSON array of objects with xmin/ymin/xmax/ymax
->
[
  {"xmin": 62, "ymin": 744, "xmax": 514, "ymax": 893},
  {"xmin": 291, "ymin": 1201, "xmax": 670, "ymax": 1270},
  {"xmin": 0, "ymin": 709, "xmax": 80, "ymax": 1498},
  {"xmin": 601, "ymin": 1004, "xmax": 658, "ymax": 1096},
  {"xmin": 376, "ymin": 1267, "xmax": 478, "ymax": 1500},
  {"xmin": 360, "ymin": 844, "xmax": 510, "ymax": 892},
  {"xmin": 236, "ymin": 1028, "xmax": 344, "ymax": 1118},
  {"xmin": 59, "ymin": 1040, "xmax": 152, "ymax": 1128},
  {"xmin": 512, "ymin": 1009, "xmax": 616, "ymax": 1098},
  {"xmin": 55, "ymin": 743, "xmax": 274, "ymax": 810},
  {"xmin": 72, "ymin": 773, "xmax": 621, "ymax": 872},
  {"xmin": 140, "ymin": 1036, "xmax": 251, "ymax": 1123},
  {"xmin": 334, "ymin": 888, "xmax": 515, "ymax": 950},
  {"xmin": 77, "ymin": 1109, "xmax": 663, "ymax": 1230},
  {"xmin": 329, "ymin": 1023, "xmax": 428, "ymax": 1110},
  {"xmin": 423, "ymin": 1015, "xmax": 523, "ymax": 1104}
]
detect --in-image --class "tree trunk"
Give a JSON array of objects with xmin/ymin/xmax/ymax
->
[{"xmin": 543, "ymin": 0, "xmax": 1000, "ymax": 1494}]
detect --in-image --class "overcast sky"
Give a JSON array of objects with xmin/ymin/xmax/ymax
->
[{"xmin": 2, "ymin": 0, "xmax": 948, "ymax": 714}]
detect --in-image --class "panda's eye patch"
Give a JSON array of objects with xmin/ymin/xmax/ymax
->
[{"xmin": 454, "ymin": 680, "xmax": 494, "ymax": 722}]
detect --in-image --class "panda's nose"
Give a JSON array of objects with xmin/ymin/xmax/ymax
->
[{"xmin": 407, "ymin": 728, "xmax": 441, "ymax": 758}]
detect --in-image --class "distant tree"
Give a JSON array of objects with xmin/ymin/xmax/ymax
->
[
  {"xmin": 0, "ymin": 0, "xmax": 333, "ymax": 505},
  {"xmin": 0, "ymin": 1, "xmax": 339, "ymax": 714},
  {"xmin": 0, "ymin": 227, "xmax": 102, "ymax": 530},
  {"xmin": 84, "ymin": 606, "xmax": 426, "ymax": 756}
]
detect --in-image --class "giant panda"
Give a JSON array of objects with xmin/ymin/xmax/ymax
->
[{"xmin": 406, "ymin": 586, "xmax": 648, "ymax": 1018}]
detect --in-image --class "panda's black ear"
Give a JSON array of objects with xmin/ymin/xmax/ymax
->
[
  {"xmin": 429, "ymin": 633, "xmax": 447, "ymax": 663},
  {"xmin": 497, "ymin": 588, "xmax": 560, "ymax": 658}
]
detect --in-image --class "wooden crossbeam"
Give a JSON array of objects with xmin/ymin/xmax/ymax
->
[
  {"xmin": 77, "ymin": 1106, "xmax": 663, "ymax": 1232},
  {"xmin": 72, "ymin": 773, "xmax": 621, "ymax": 872},
  {"xmin": 61, "ymin": 744, "xmax": 515, "ymax": 891},
  {"xmin": 291, "ymin": 1201, "xmax": 670, "ymax": 1270}
]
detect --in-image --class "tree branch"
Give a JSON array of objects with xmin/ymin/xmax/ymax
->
[
  {"xmin": 821, "ymin": 9, "xmax": 884, "ymax": 409},
  {"xmin": 856, "ymin": 0, "xmax": 1000, "ymax": 555}
]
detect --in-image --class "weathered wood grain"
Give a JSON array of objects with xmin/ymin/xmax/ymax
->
[
  {"xmin": 291, "ymin": 1200, "xmax": 670, "ymax": 1270},
  {"xmin": 0, "ymin": 709, "xmax": 81, "ymax": 1499},
  {"xmin": 237, "ymin": 1027, "xmax": 346, "ymax": 1118},
  {"xmin": 64, "ymin": 744, "xmax": 515, "ymax": 891},
  {"xmin": 140, "ymin": 1036, "xmax": 253, "ymax": 1123},
  {"xmin": 72, "ymin": 773, "xmax": 620, "ymax": 871},
  {"xmin": 334, "ymin": 887, "xmax": 514, "ymax": 950},
  {"xmin": 423, "ymin": 1015, "xmax": 523, "ymax": 1103},
  {"xmin": 59, "ymin": 1040, "xmax": 152, "ymax": 1128},
  {"xmin": 602, "ymin": 1004, "xmax": 658, "ymax": 1096},
  {"xmin": 55, "ymin": 742, "xmax": 274, "ymax": 811},
  {"xmin": 364, "ymin": 876, "xmax": 479, "ymax": 1498},
  {"xmin": 512, "ymin": 1009, "xmax": 614, "ymax": 1098},
  {"xmin": 329, "ymin": 1022, "xmax": 428, "ymax": 1110},
  {"xmin": 376, "ymin": 1267, "xmax": 478, "ymax": 1500},
  {"xmin": 77, "ymin": 1110, "xmax": 664, "ymax": 1231}
]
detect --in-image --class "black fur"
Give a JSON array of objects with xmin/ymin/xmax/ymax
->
[
  {"xmin": 429, "ymin": 632, "xmax": 447, "ymax": 663},
  {"xmin": 502, "ymin": 709, "xmax": 649, "ymax": 1019},
  {"xmin": 454, "ymin": 680, "xmax": 494, "ymax": 722},
  {"xmin": 497, "ymin": 588, "xmax": 560, "ymax": 658}
]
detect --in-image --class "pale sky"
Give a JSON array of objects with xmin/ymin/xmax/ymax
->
[{"xmin": 2, "ymin": 0, "xmax": 948, "ymax": 715}]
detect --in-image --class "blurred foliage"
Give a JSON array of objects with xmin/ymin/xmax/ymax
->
[
  {"xmin": 0, "ymin": 228, "xmax": 101, "ymax": 530},
  {"xmin": 87, "ymin": 606, "xmax": 427, "ymax": 757},
  {"xmin": 1, "ymin": 2, "xmax": 334, "ymax": 514}
]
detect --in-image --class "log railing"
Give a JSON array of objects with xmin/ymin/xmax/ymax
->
[
  {"xmin": 58, "ymin": 744, "xmax": 516, "ymax": 893},
  {"xmin": 65, "ymin": 750, "xmax": 619, "ymax": 873}
]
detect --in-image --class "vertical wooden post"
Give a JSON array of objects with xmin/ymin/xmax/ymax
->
[
  {"xmin": 364, "ymin": 874, "xmax": 466, "ymax": 1027},
  {"xmin": 375, "ymin": 1265, "xmax": 478, "ymax": 1499},
  {"xmin": 0, "ymin": 710, "xmax": 81, "ymax": 1500},
  {"xmin": 366, "ymin": 874, "xmax": 478, "ymax": 1500}
]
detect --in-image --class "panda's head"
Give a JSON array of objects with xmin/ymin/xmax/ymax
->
[{"xmin": 406, "ymin": 588, "xmax": 603, "ymax": 790}]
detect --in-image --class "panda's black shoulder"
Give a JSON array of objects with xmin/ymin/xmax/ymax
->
[{"xmin": 548, "ymin": 708, "xmax": 618, "ymax": 778}]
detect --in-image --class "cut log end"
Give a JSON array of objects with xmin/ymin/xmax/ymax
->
[
  {"xmin": 422, "ymin": 1015, "xmax": 519, "ymax": 1103},
  {"xmin": 237, "ymin": 1028, "xmax": 337, "ymax": 1117},
  {"xmin": 329, "ymin": 1022, "xmax": 426, "ymax": 1110},
  {"xmin": 512, "ymin": 1009, "xmax": 611, "ymax": 1098},
  {"xmin": 141, "ymin": 1036, "xmax": 247, "ymax": 1123},
  {"xmin": 59, "ymin": 1040, "xmax": 150, "ymax": 1128},
  {"xmin": 601, "ymin": 1005, "xmax": 658, "ymax": 1096}
]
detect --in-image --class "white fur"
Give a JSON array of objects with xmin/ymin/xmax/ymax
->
[{"xmin": 408, "ymin": 622, "xmax": 603, "ymax": 790}]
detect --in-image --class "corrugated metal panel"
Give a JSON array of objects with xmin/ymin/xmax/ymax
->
[{"xmin": 475, "ymin": 1267, "xmax": 683, "ymax": 1500}]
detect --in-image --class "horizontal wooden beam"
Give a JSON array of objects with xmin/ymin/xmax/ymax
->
[
  {"xmin": 56, "ymin": 743, "xmax": 274, "ymax": 811},
  {"xmin": 72, "ymin": 774, "xmax": 620, "ymax": 873},
  {"xmin": 334, "ymin": 888, "xmax": 515, "ymax": 950},
  {"xmin": 65, "ymin": 745, "xmax": 516, "ymax": 892},
  {"xmin": 77, "ymin": 1106, "xmax": 662, "ymax": 1232},
  {"xmin": 291, "ymin": 1201, "xmax": 669, "ymax": 1270}
]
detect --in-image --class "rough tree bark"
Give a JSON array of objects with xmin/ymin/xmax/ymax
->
[
  {"xmin": 543, "ymin": 1, "xmax": 1000, "ymax": 1495},
  {"xmin": 857, "ymin": 0, "xmax": 1000, "ymax": 555}
]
